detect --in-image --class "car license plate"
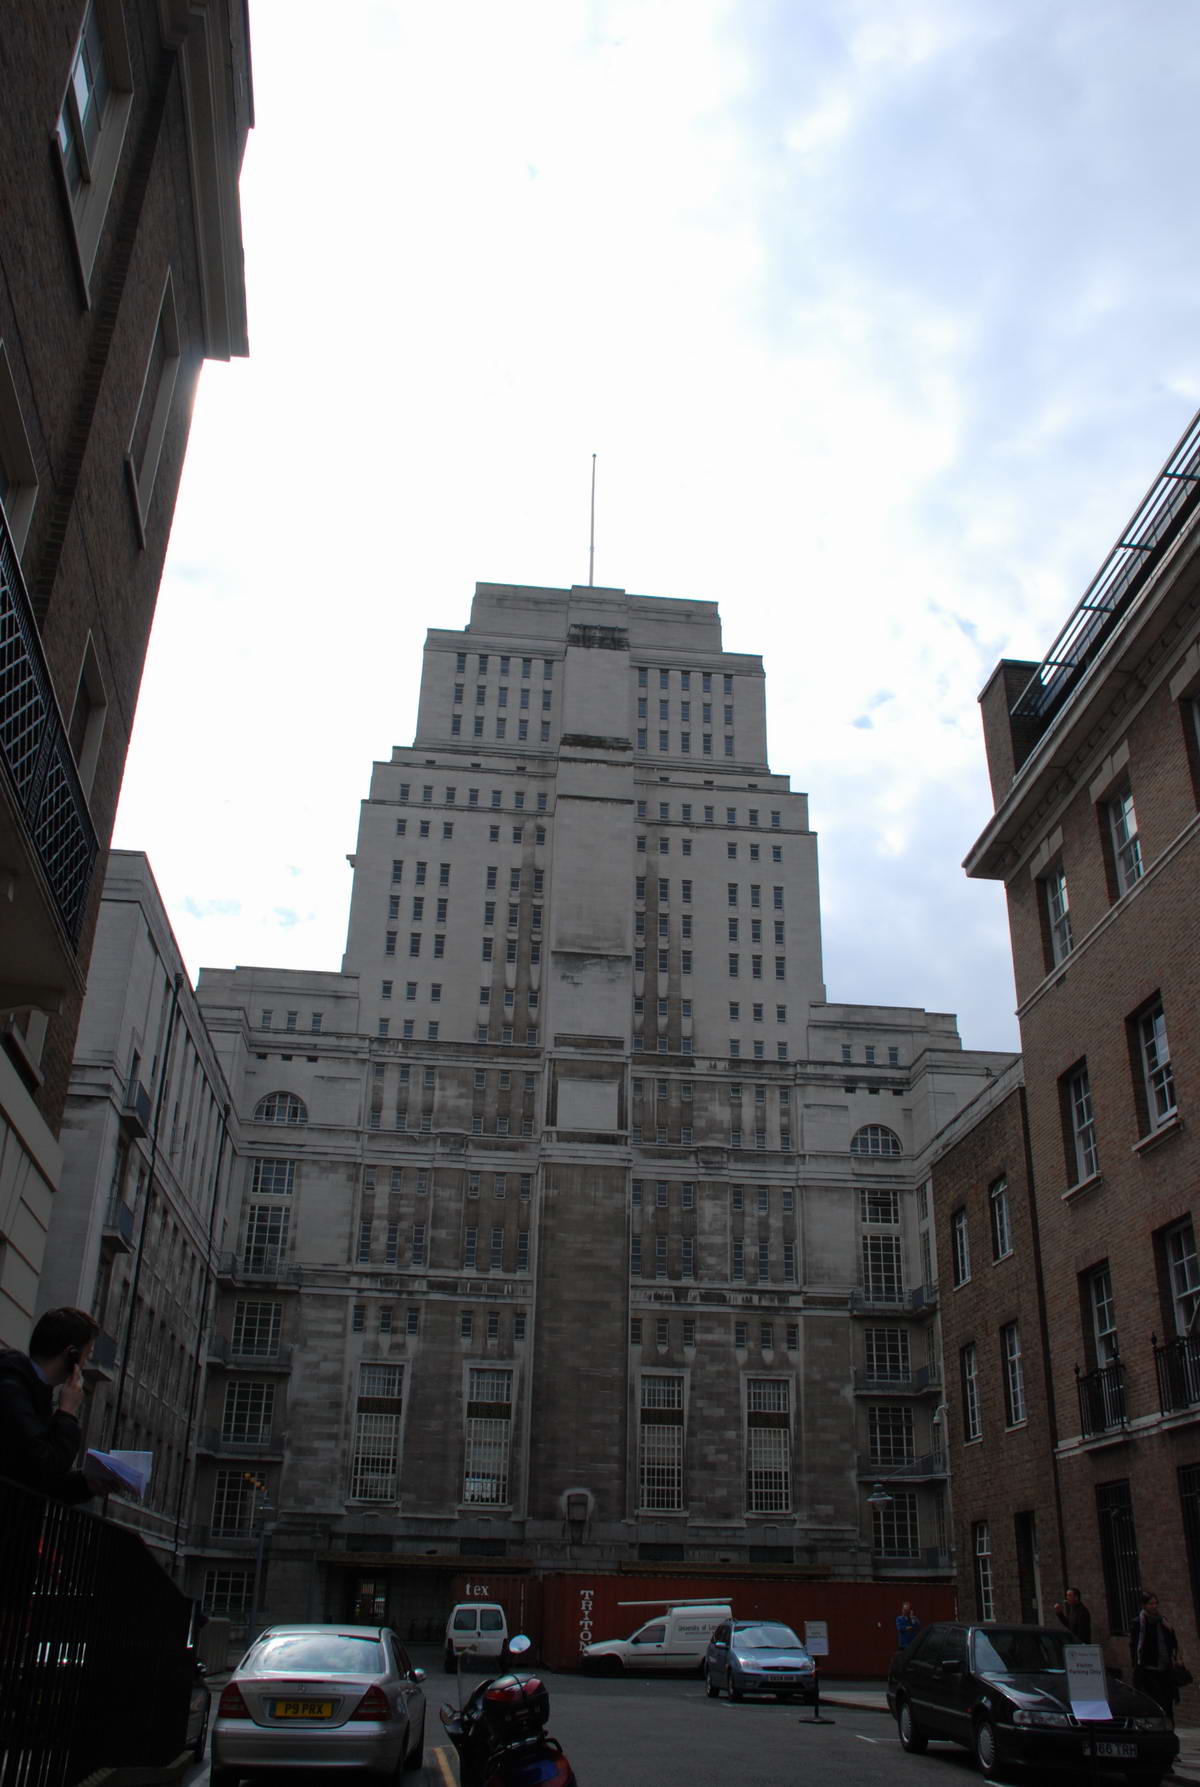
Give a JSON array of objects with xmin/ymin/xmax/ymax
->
[
  {"xmin": 771, "ymin": 1675, "xmax": 801, "ymax": 1684},
  {"xmin": 1093, "ymin": 1743, "xmax": 1137, "ymax": 1759},
  {"xmin": 273, "ymin": 1700, "xmax": 334, "ymax": 1719}
]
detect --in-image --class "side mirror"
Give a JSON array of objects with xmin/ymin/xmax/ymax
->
[
  {"xmin": 508, "ymin": 1635, "xmax": 532, "ymax": 1657},
  {"xmin": 412, "ymin": 1668, "xmax": 426, "ymax": 1683}
]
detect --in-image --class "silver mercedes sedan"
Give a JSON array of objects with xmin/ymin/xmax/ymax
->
[{"xmin": 210, "ymin": 1624, "xmax": 426, "ymax": 1784}]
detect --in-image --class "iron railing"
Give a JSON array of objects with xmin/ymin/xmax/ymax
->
[
  {"xmin": 1154, "ymin": 1332, "xmax": 1200, "ymax": 1414},
  {"xmin": 0, "ymin": 505, "xmax": 98, "ymax": 943},
  {"xmin": 1076, "ymin": 1357, "xmax": 1127, "ymax": 1436},
  {"xmin": 0, "ymin": 1473, "xmax": 194, "ymax": 1787},
  {"xmin": 1013, "ymin": 407, "xmax": 1200, "ymax": 721}
]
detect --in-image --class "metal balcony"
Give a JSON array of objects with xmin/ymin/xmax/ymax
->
[
  {"xmin": 859, "ymin": 1452, "xmax": 947, "ymax": 1481},
  {"xmin": 206, "ymin": 1333, "xmax": 293, "ymax": 1372},
  {"xmin": 216, "ymin": 1251, "xmax": 303, "ymax": 1286},
  {"xmin": 1154, "ymin": 1333, "xmax": 1200, "ymax": 1415},
  {"xmin": 0, "ymin": 504, "xmax": 98, "ymax": 997},
  {"xmin": 853, "ymin": 1363, "xmax": 943, "ymax": 1396},
  {"xmin": 1076, "ymin": 1357, "xmax": 1127, "ymax": 1436},
  {"xmin": 196, "ymin": 1427, "xmax": 284, "ymax": 1460},
  {"xmin": 119, "ymin": 1077, "xmax": 153, "ymax": 1138},
  {"xmin": 850, "ymin": 1285, "xmax": 937, "ymax": 1316},
  {"xmin": 101, "ymin": 1198, "xmax": 135, "ymax": 1255}
]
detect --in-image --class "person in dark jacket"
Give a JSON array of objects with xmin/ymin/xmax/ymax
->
[
  {"xmin": 896, "ymin": 1602, "xmax": 920, "ymax": 1648},
  {"xmin": 1130, "ymin": 1592, "xmax": 1180, "ymax": 1723},
  {"xmin": 0, "ymin": 1307, "xmax": 100, "ymax": 1504},
  {"xmin": 1053, "ymin": 1587, "xmax": 1092, "ymax": 1643}
]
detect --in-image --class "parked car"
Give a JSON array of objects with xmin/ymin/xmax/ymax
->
[
  {"xmin": 445, "ymin": 1603, "xmax": 510, "ymax": 1673},
  {"xmin": 704, "ymin": 1620, "xmax": 817, "ymax": 1703},
  {"xmin": 887, "ymin": 1621, "xmax": 1178, "ymax": 1782},
  {"xmin": 581, "ymin": 1603, "xmax": 731, "ymax": 1674},
  {"xmin": 210, "ymin": 1624, "xmax": 426, "ymax": 1785}
]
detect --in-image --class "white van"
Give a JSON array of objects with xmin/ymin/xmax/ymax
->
[
  {"xmin": 444, "ymin": 1602, "xmax": 509, "ymax": 1672},
  {"xmin": 581, "ymin": 1602, "xmax": 732, "ymax": 1674}
]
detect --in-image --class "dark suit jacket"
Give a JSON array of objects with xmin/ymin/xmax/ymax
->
[{"xmin": 0, "ymin": 1349, "xmax": 92, "ymax": 1503}]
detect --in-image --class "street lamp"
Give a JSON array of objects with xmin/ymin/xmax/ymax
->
[{"xmin": 244, "ymin": 1473, "xmax": 274, "ymax": 1637}]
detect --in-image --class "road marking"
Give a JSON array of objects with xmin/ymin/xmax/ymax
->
[
  {"xmin": 855, "ymin": 1733, "xmax": 880, "ymax": 1744},
  {"xmin": 433, "ymin": 1745, "xmax": 458, "ymax": 1787}
]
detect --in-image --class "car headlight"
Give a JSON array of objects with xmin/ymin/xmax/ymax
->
[
  {"xmin": 1131, "ymin": 1717, "xmax": 1170, "ymax": 1731},
  {"xmin": 1012, "ymin": 1709, "xmax": 1073, "ymax": 1729}
]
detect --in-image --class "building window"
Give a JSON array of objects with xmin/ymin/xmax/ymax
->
[
  {"xmin": 973, "ymin": 1522, "xmax": 995, "ymax": 1620},
  {"xmin": 126, "ymin": 272, "xmax": 182, "ymax": 542},
  {"xmin": 463, "ymin": 1367, "xmax": 513, "ymax": 1505},
  {"xmin": 232, "ymin": 1300, "xmax": 282, "ymax": 1358},
  {"xmin": 1044, "ymin": 867, "xmax": 1073, "ymax": 966},
  {"xmin": 349, "ymin": 1363, "xmax": 403, "ymax": 1500},
  {"xmin": 221, "ymin": 1381, "xmax": 274, "ymax": 1445},
  {"xmin": 639, "ymin": 1375, "xmax": 685, "ymax": 1511},
  {"xmin": 1002, "ymin": 1322, "xmax": 1026, "ymax": 1425},
  {"xmin": 54, "ymin": 1, "xmax": 134, "ymax": 291},
  {"xmin": 1107, "ymin": 786, "xmax": 1144, "ymax": 895},
  {"xmin": 850, "ymin": 1124, "xmax": 902, "ymax": 1156},
  {"xmin": 869, "ymin": 1404, "xmax": 914, "ymax": 1466},
  {"xmin": 989, "ymin": 1177, "xmax": 1013, "ymax": 1261},
  {"xmin": 254, "ymin": 1091, "xmax": 307, "ymax": 1125},
  {"xmin": 961, "ymin": 1342, "xmax": 981, "ymax": 1441},
  {"xmin": 862, "ymin": 1233, "xmax": 903, "ymax": 1303},
  {"xmin": 1064, "ymin": 1063, "xmax": 1099, "ymax": 1182},
  {"xmin": 860, "ymin": 1187, "xmax": 899, "ymax": 1225},
  {"xmin": 1164, "ymin": 1219, "xmax": 1200, "ymax": 1336},
  {"xmin": 874, "ymin": 1489, "xmax": 919, "ymax": 1559},
  {"xmin": 951, "ymin": 1208, "xmax": 970, "ymax": 1286},
  {"xmin": 1096, "ymin": 1479, "xmax": 1142, "ymax": 1637},
  {"xmin": 865, "ymin": 1328, "xmax": 910, "ymax": 1382},
  {"xmin": 202, "ymin": 1567, "xmax": 253, "ymax": 1620},
  {"xmin": 746, "ymin": 1380, "xmax": 791, "ymax": 1512},
  {"xmin": 1136, "ymin": 999, "xmax": 1177, "ymax": 1130}
]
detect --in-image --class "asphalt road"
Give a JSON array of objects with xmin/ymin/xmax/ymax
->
[{"xmin": 188, "ymin": 1657, "xmax": 987, "ymax": 1787}]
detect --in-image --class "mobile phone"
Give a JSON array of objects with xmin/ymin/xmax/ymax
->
[{"xmin": 66, "ymin": 1345, "xmax": 81, "ymax": 1369}]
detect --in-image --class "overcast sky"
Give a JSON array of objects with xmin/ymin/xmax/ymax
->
[{"xmin": 114, "ymin": 0, "xmax": 1200, "ymax": 1053}]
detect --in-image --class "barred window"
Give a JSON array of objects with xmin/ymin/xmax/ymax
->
[
  {"xmin": 746, "ymin": 1425, "xmax": 790, "ymax": 1513},
  {"xmin": 202, "ymin": 1568, "xmax": 253, "ymax": 1619},
  {"xmin": 463, "ymin": 1368, "xmax": 513, "ymax": 1505},
  {"xmin": 350, "ymin": 1360, "xmax": 403, "ymax": 1501},
  {"xmin": 639, "ymin": 1420, "xmax": 684, "ymax": 1511},
  {"xmin": 642, "ymin": 1374, "xmax": 683, "ymax": 1409}
]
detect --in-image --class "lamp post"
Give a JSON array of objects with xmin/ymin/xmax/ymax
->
[{"xmin": 245, "ymin": 1473, "xmax": 274, "ymax": 1638}]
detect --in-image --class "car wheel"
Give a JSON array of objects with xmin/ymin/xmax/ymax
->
[
  {"xmin": 444, "ymin": 1649, "xmax": 457, "ymax": 1673},
  {"xmin": 973, "ymin": 1718, "xmax": 1005, "ymax": 1779},
  {"xmin": 404, "ymin": 1710, "xmax": 426, "ymax": 1771},
  {"xmin": 603, "ymin": 1655, "xmax": 624, "ymax": 1675},
  {"xmin": 897, "ymin": 1698, "xmax": 928, "ymax": 1754},
  {"xmin": 210, "ymin": 1770, "xmax": 239, "ymax": 1787},
  {"xmin": 727, "ymin": 1669, "xmax": 743, "ymax": 1703},
  {"xmin": 705, "ymin": 1671, "xmax": 719, "ymax": 1698},
  {"xmin": 190, "ymin": 1710, "xmax": 208, "ymax": 1764}
]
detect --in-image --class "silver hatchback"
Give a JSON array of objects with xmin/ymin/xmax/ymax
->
[{"xmin": 211, "ymin": 1624, "xmax": 426, "ymax": 1785}]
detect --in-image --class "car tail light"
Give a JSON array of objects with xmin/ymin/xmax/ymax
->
[
  {"xmin": 219, "ymin": 1682, "xmax": 251, "ymax": 1718},
  {"xmin": 350, "ymin": 1684, "xmax": 393, "ymax": 1721}
]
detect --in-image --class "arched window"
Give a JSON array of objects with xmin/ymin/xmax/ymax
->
[
  {"xmin": 254, "ymin": 1091, "xmax": 307, "ymax": 1125},
  {"xmin": 851, "ymin": 1123, "xmax": 902, "ymax": 1157}
]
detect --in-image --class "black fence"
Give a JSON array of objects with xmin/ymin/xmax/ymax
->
[{"xmin": 0, "ymin": 1475, "xmax": 194, "ymax": 1787}]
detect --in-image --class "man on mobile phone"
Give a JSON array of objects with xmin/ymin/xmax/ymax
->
[{"xmin": 0, "ymin": 1307, "xmax": 100, "ymax": 1503}]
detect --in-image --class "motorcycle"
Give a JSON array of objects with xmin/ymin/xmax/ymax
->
[{"xmin": 439, "ymin": 1634, "xmax": 577, "ymax": 1787}]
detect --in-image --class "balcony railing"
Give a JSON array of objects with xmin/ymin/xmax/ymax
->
[
  {"xmin": 1154, "ymin": 1332, "xmax": 1200, "ymax": 1415},
  {"xmin": 860, "ymin": 1452, "xmax": 947, "ymax": 1481},
  {"xmin": 206, "ymin": 1333, "xmax": 293, "ymax": 1371},
  {"xmin": 120, "ymin": 1077, "xmax": 152, "ymax": 1137},
  {"xmin": 0, "ymin": 503, "xmax": 98, "ymax": 943},
  {"xmin": 853, "ymin": 1363, "xmax": 943, "ymax": 1395},
  {"xmin": 850, "ymin": 1285, "xmax": 938, "ymax": 1315},
  {"xmin": 197, "ymin": 1427, "xmax": 284, "ymax": 1459},
  {"xmin": 216, "ymin": 1251, "xmax": 303, "ymax": 1285},
  {"xmin": 872, "ymin": 1545, "xmax": 953, "ymax": 1569},
  {"xmin": 101, "ymin": 1197, "xmax": 135, "ymax": 1253},
  {"xmin": 1076, "ymin": 1357, "xmax": 1127, "ymax": 1436}
]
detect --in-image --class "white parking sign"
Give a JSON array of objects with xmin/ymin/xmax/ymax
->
[{"xmin": 804, "ymin": 1621, "xmax": 829, "ymax": 1657}]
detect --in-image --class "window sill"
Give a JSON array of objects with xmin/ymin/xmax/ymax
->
[
  {"xmin": 952, "ymin": 1278, "xmax": 972, "ymax": 1292},
  {"xmin": 992, "ymin": 1251, "xmax": 1014, "ymax": 1267},
  {"xmin": 1004, "ymin": 1419, "xmax": 1029, "ymax": 1433},
  {"xmin": 1061, "ymin": 1172, "xmax": 1103, "ymax": 1204},
  {"xmin": 1133, "ymin": 1115, "xmax": 1184, "ymax": 1157}
]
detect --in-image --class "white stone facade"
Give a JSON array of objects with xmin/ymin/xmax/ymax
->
[{"xmin": 184, "ymin": 583, "xmax": 1009, "ymax": 1631}]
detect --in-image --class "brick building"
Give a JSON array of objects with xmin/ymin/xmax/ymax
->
[
  {"xmin": 0, "ymin": 2, "xmax": 252, "ymax": 1344},
  {"xmin": 959, "ymin": 407, "xmax": 1200, "ymax": 1664},
  {"xmin": 184, "ymin": 580, "xmax": 1011, "ymax": 1639}
]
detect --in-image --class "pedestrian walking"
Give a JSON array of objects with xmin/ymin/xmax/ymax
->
[
  {"xmin": 896, "ymin": 1601, "xmax": 920, "ymax": 1648},
  {"xmin": 1053, "ymin": 1587, "xmax": 1092, "ymax": 1643},
  {"xmin": 1130, "ymin": 1593, "xmax": 1180, "ymax": 1724},
  {"xmin": 0, "ymin": 1307, "xmax": 99, "ymax": 1503}
]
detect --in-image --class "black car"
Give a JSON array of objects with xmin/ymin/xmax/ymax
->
[{"xmin": 886, "ymin": 1622, "xmax": 1178, "ymax": 1783}]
